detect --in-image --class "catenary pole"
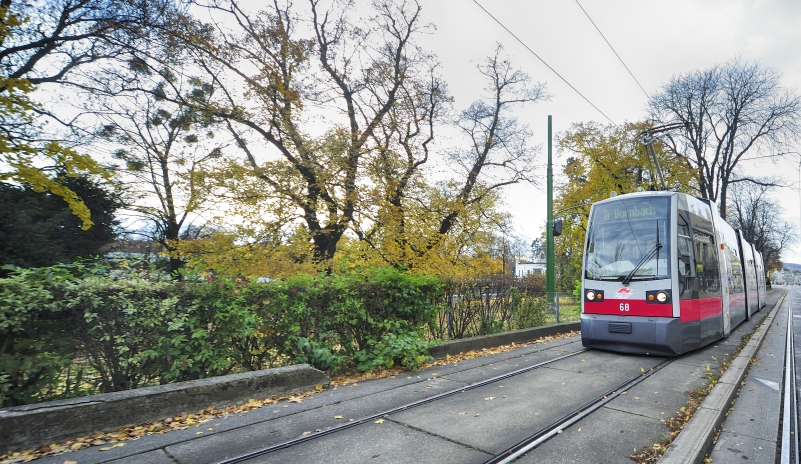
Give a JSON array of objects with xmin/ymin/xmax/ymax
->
[{"xmin": 547, "ymin": 115, "xmax": 555, "ymax": 306}]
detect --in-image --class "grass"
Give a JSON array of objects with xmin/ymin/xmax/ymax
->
[{"xmin": 546, "ymin": 302, "xmax": 581, "ymax": 324}]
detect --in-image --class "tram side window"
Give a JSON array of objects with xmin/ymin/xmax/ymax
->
[
  {"xmin": 677, "ymin": 217, "xmax": 695, "ymax": 298},
  {"xmin": 693, "ymin": 230, "xmax": 721, "ymax": 297},
  {"xmin": 727, "ymin": 249, "xmax": 745, "ymax": 294}
]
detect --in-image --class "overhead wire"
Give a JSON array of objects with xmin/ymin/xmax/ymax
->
[
  {"xmin": 574, "ymin": 0, "xmax": 650, "ymax": 100},
  {"xmin": 472, "ymin": 0, "xmax": 618, "ymax": 127}
]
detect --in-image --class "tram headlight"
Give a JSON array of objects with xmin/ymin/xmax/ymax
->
[
  {"xmin": 584, "ymin": 289, "xmax": 603, "ymax": 302},
  {"xmin": 646, "ymin": 290, "xmax": 671, "ymax": 304}
]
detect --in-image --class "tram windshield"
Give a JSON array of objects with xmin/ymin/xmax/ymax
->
[{"xmin": 584, "ymin": 196, "xmax": 671, "ymax": 281}]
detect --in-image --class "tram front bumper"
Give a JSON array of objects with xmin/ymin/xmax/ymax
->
[{"xmin": 581, "ymin": 314, "xmax": 682, "ymax": 356}]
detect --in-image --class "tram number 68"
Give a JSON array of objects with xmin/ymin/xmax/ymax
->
[{"xmin": 619, "ymin": 303, "xmax": 630, "ymax": 312}]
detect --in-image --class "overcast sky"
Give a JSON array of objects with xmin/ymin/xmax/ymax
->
[{"xmin": 414, "ymin": 0, "xmax": 801, "ymax": 263}]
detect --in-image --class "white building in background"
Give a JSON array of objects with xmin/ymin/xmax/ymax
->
[
  {"xmin": 515, "ymin": 261, "xmax": 545, "ymax": 277},
  {"xmin": 516, "ymin": 245, "xmax": 546, "ymax": 277}
]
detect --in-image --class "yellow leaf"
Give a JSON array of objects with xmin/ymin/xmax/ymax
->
[
  {"xmin": 315, "ymin": 384, "xmax": 323, "ymax": 392},
  {"xmin": 640, "ymin": 367, "xmax": 645, "ymax": 373},
  {"xmin": 334, "ymin": 415, "xmax": 344, "ymax": 419},
  {"xmin": 99, "ymin": 443, "xmax": 125, "ymax": 451},
  {"xmin": 706, "ymin": 365, "xmax": 711, "ymax": 372},
  {"xmin": 375, "ymin": 419, "xmax": 385, "ymax": 424},
  {"xmin": 484, "ymin": 397, "xmax": 496, "ymax": 401},
  {"xmin": 64, "ymin": 461, "xmax": 78, "ymax": 464}
]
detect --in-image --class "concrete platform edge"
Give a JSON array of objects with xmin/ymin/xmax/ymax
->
[
  {"xmin": 0, "ymin": 364, "xmax": 329, "ymax": 452},
  {"xmin": 427, "ymin": 321, "xmax": 581, "ymax": 358},
  {"xmin": 659, "ymin": 290, "xmax": 787, "ymax": 464}
]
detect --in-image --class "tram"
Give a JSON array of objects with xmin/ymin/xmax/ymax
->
[{"xmin": 580, "ymin": 190, "xmax": 767, "ymax": 356}]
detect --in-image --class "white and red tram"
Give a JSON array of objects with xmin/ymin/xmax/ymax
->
[{"xmin": 580, "ymin": 190, "xmax": 767, "ymax": 355}]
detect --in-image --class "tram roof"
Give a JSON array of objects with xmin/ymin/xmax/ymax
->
[{"xmin": 593, "ymin": 190, "xmax": 676, "ymax": 206}]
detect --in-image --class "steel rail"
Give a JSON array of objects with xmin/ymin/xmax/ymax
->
[
  {"xmin": 214, "ymin": 347, "xmax": 590, "ymax": 464},
  {"xmin": 486, "ymin": 356, "xmax": 675, "ymax": 464},
  {"xmin": 781, "ymin": 293, "xmax": 799, "ymax": 464}
]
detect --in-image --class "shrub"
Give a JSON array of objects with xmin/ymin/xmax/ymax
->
[
  {"xmin": 0, "ymin": 264, "xmax": 101, "ymax": 406},
  {"xmin": 511, "ymin": 289, "xmax": 548, "ymax": 329},
  {"xmin": 248, "ymin": 268, "xmax": 443, "ymax": 372},
  {"xmin": 433, "ymin": 276, "xmax": 548, "ymax": 339},
  {"xmin": 0, "ymin": 264, "xmax": 446, "ymax": 404}
]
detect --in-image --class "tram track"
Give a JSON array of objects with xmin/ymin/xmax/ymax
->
[
  {"xmin": 487, "ymin": 356, "xmax": 674, "ymax": 463},
  {"xmin": 212, "ymin": 345, "xmax": 688, "ymax": 464},
  {"xmin": 213, "ymin": 348, "xmax": 590, "ymax": 464}
]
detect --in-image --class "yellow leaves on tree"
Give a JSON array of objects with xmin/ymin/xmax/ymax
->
[{"xmin": 0, "ymin": 7, "xmax": 107, "ymax": 230}]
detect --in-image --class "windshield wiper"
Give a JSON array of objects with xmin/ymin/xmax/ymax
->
[{"xmin": 622, "ymin": 243, "xmax": 662, "ymax": 287}]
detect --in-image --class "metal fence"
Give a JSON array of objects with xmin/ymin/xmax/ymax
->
[{"xmin": 428, "ymin": 277, "xmax": 579, "ymax": 341}]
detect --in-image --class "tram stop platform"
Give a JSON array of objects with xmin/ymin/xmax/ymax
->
[{"xmin": 702, "ymin": 285, "xmax": 793, "ymax": 464}]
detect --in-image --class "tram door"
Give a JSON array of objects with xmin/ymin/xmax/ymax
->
[
  {"xmin": 677, "ymin": 209, "xmax": 700, "ymax": 352},
  {"xmin": 693, "ymin": 228, "xmax": 722, "ymax": 343},
  {"xmin": 737, "ymin": 230, "xmax": 759, "ymax": 319},
  {"xmin": 685, "ymin": 196, "xmax": 723, "ymax": 345}
]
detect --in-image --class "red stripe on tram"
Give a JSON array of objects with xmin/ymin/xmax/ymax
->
[
  {"xmin": 583, "ymin": 299, "xmax": 672, "ymax": 317},
  {"xmin": 680, "ymin": 297, "xmax": 723, "ymax": 322}
]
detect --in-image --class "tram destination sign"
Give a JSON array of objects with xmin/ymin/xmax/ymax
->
[{"xmin": 600, "ymin": 204, "xmax": 662, "ymax": 222}]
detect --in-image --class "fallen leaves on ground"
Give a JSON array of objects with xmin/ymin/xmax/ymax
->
[
  {"xmin": 631, "ymin": 326, "xmax": 757, "ymax": 463},
  {"xmin": 0, "ymin": 390, "xmax": 318, "ymax": 464},
  {"xmin": 0, "ymin": 330, "xmax": 580, "ymax": 464}
]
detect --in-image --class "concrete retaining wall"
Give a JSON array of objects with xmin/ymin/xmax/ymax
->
[
  {"xmin": 428, "ymin": 321, "xmax": 581, "ymax": 358},
  {"xmin": 0, "ymin": 364, "xmax": 329, "ymax": 452}
]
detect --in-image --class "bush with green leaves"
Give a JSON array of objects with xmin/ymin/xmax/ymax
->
[
  {"xmin": 247, "ymin": 267, "xmax": 442, "ymax": 372},
  {"xmin": 0, "ymin": 263, "xmax": 105, "ymax": 406},
  {"xmin": 510, "ymin": 288, "xmax": 548, "ymax": 329},
  {"xmin": 59, "ymin": 276, "xmax": 262, "ymax": 391},
  {"xmin": 0, "ymin": 264, "xmax": 445, "ymax": 405}
]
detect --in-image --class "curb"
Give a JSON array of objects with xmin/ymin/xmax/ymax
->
[
  {"xmin": 0, "ymin": 364, "xmax": 329, "ymax": 453},
  {"xmin": 659, "ymin": 290, "xmax": 787, "ymax": 464},
  {"xmin": 427, "ymin": 321, "xmax": 581, "ymax": 359}
]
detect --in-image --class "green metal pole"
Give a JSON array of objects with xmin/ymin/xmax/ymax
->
[{"xmin": 546, "ymin": 115, "xmax": 555, "ymax": 306}]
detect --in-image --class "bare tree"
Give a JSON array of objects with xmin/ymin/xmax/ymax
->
[
  {"xmin": 728, "ymin": 180, "xmax": 797, "ymax": 268},
  {"xmin": 648, "ymin": 59, "xmax": 801, "ymax": 219},
  {"xmin": 354, "ymin": 44, "xmax": 547, "ymax": 269},
  {"xmin": 92, "ymin": 81, "xmax": 227, "ymax": 274},
  {"xmin": 438, "ymin": 44, "xmax": 547, "ymax": 240}
]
